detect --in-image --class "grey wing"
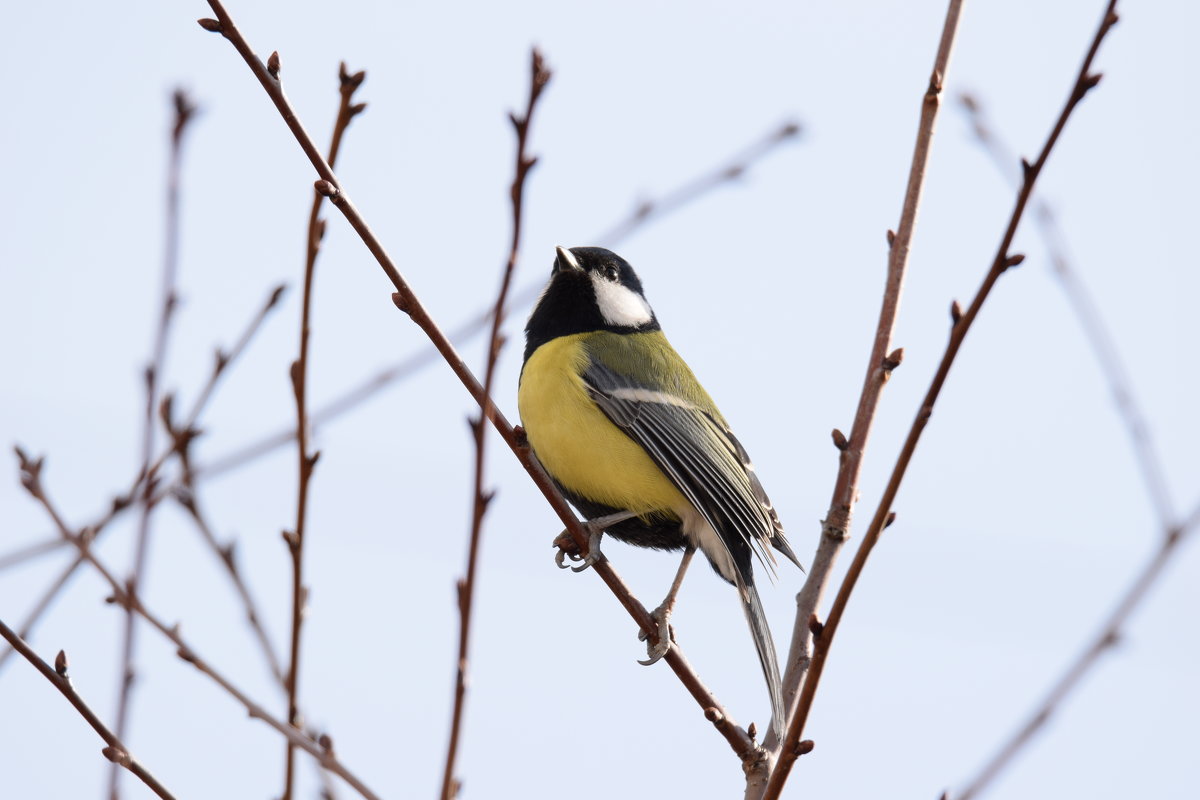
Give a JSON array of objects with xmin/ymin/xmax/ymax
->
[{"xmin": 582, "ymin": 358, "xmax": 792, "ymax": 580}]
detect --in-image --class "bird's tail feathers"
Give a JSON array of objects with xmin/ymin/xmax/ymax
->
[{"xmin": 741, "ymin": 579, "xmax": 786, "ymax": 742}]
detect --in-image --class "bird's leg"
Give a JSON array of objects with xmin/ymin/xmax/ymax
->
[
  {"xmin": 553, "ymin": 510, "xmax": 637, "ymax": 572},
  {"xmin": 638, "ymin": 545, "xmax": 696, "ymax": 666}
]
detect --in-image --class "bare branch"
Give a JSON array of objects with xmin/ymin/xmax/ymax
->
[
  {"xmin": 110, "ymin": 89, "xmax": 196, "ymax": 800},
  {"xmin": 441, "ymin": 48, "xmax": 550, "ymax": 800},
  {"xmin": 282, "ymin": 59, "xmax": 366, "ymax": 800},
  {"xmin": 0, "ymin": 281, "xmax": 286, "ymax": 668},
  {"xmin": 171, "ymin": 486, "xmax": 284, "ymax": 684},
  {"xmin": 0, "ymin": 551, "xmax": 87, "ymax": 675},
  {"xmin": 0, "ymin": 619, "xmax": 178, "ymax": 800},
  {"xmin": 957, "ymin": 91, "xmax": 1175, "ymax": 529},
  {"xmin": 0, "ymin": 536, "xmax": 64, "ymax": 572},
  {"xmin": 762, "ymin": 5, "xmax": 1121, "ymax": 797},
  {"xmin": 201, "ymin": 0, "xmax": 759, "ymax": 761},
  {"xmin": 949, "ymin": 92, "xmax": 1192, "ymax": 798},
  {"xmin": 13, "ymin": 447, "xmax": 383, "ymax": 800},
  {"xmin": 954, "ymin": 501, "xmax": 1199, "ymax": 799},
  {"xmin": 756, "ymin": 0, "xmax": 965, "ymax": 790}
]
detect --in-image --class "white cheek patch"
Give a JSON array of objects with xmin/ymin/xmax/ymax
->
[{"xmin": 590, "ymin": 273, "xmax": 654, "ymax": 327}]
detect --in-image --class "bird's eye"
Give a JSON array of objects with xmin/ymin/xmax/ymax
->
[{"xmin": 604, "ymin": 265, "xmax": 619, "ymax": 281}]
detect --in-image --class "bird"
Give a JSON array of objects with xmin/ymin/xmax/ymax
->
[{"xmin": 517, "ymin": 245, "xmax": 802, "ymax": 738}]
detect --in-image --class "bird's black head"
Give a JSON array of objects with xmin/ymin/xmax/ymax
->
[{"xmin": 523, "ymin": 246, "xmax": 660, "ymax": 362}]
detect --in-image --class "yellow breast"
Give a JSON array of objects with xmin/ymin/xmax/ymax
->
[{"xmin": 518, "ymin": 333, "xmax": 687, "ymax": 517}]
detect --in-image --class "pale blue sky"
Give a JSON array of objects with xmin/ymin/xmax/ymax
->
[{"xmin": 2, "ymin": 1, "xmax": 1197, "ymax": 798}]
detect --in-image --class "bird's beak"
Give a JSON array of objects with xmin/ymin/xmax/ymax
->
[{"xmin": 554, "ymin": 245, "xmax": 583, "ymax": 273}]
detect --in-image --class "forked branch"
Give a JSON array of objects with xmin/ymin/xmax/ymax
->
[
  {"xmin": 762, "ymin": 3, "xmax": 965, "ymax": 777},
  {"xmin": 762, "ymin": 4, "xmax": 1121, "ymax": 797}
]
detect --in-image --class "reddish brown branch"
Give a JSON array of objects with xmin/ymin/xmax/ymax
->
[
  {"xmin": 172, "ymin": 486, "xmax": 284, "ymax": 684},
  {"xmin": 12, "ymin": 448, "xmax": 383, "ymax": 800},
  {"xmin": 0, "ymin": 619, "xmax": 178, "ymax": 800},
  {"xmin": 200, "ymin": 0, "xmax": 759, "ymax": 762},
  {"xmin": 0, "ymin": 281, "xmax": 284, "ymax": 670},
  {"xmin": 441, "ymin": 49, "xmax": 550, "ymax": 800},
  {"xmin": 110, "ymin": 89, "xmax": 196, "ymax": 800},
  {"xmin": 282, "ymin": 61, "xmax": 366, "ymax": 800},
  {"xmin": 760, "ymin": 7, "xmax": 964, "ymax": 779},
  {"xmin": 949, "ymin": 95, "xmax": 1194, "ymax": 797},
  {"xmin": 191, "ymin": 119, "xmax": 800, "ymax": 485},
  {"xmin": 957, "ymin": 92, "xmax": 1175, "ymax": 529},
  {"xmin": 762, "ymin": 5, "xmax": 1121, "ymax": 798},
  {"xmin": 0, "ymin": 551, "xmax": 87, "ymax": 675}
]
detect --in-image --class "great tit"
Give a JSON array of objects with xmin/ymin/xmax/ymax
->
[{"xmin": 518, "ymin": 245, "xmax": 801, "ymax": 737}]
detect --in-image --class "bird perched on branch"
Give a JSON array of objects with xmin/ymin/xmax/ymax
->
[{"xmin": 518, "ymin": 245, "xmax": 801, "ymax": 738}]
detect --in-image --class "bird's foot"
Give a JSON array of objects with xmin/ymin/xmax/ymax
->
[
  {"xmin": 637, "ymin": 603, "xmax": 677, "ymax": 666},
  {"xmin": 552, "ymin": 511, "xmax": 636, "ymax": 573},
  {"xmin": 553, "ymin": 525, "xmax": 604, "ymax": 572}
]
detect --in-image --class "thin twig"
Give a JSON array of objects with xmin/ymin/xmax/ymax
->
[
  {"xmin": 282, "ymin": 60, "xmax": 366, "ymax": 800},
  {"xmin": 110, "ymin": 89, "xmax": 196, "ymax": 800},
  {"xmin": 954, "ymin": 501, "xmax": 1200, "ymax": 799},
  {"xmin": 0, "ymin": 281, "xmax": 285, "ymax": 671},
  {"xmin": 0, "ymin": 618, "xmax": 178, "ymax": 800},
  {"xmin": 957, "ymin": 92, "xmax": 1175, "ymax": 529},
  {"xmin": 199, "ymin": 0, "xmax": 760, "ymax": 762},
  {"xmin": 172, "ymin": 486, "xmax": 284, "ymax": 684},
  {"xmin": 759, "ymin": 5, "xmax": 964, "ymax": 781},
  {"xmin": 0, "ymin": 536, "xmax": 65, "ymax": 572},
  {"xmin": 594, "ymin": 120, "xmax": 802, "ymax": 243},
  {"xmin": 0, "ymin": 550, "xmax": 87, "ymax": 674},
  {"xmin": 13, "ymin": 448, "xmax": 384, "ymax": 800},
  {"xmin": 440, "ymin": 49, "xmax": 550, "ymax": 800},
  {"xmin": 762, "ymin": 5, "xmax": 1121, "ymax": 798},
  {"xmin": 950, "ymin": 94, "xmax": 1192, "ymax": 798},
  {"xmin": 190, "ymin": 119, "xmax": 801, "ymax": 484}
]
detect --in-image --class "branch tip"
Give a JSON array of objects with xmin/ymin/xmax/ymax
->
[{"xmin": 1003, "ymin": 253, "xmax": 1026, "ymax": 270}]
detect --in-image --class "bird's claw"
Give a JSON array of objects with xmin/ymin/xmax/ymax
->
[
  {"xmin": 637, "ymin": 605, "xmax": 676, "ymax": 666},
  {"xmin": 552, "ymin": 526, "xmax": 604, "ymax": 572}
]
